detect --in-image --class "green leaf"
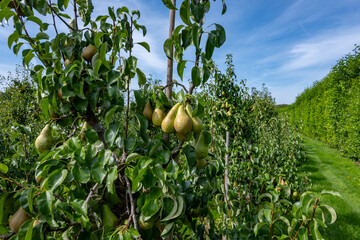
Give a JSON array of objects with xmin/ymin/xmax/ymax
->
[
  {"xmin": 166, "ymin": 160, "xmax": 179, "ymax": 180},
  {"xmin": 99, "ymin": 43, "xmax": 109, "ymax": 69},
  {"xmin": 36, "ymin": 32, "xmax": 50, "ymax": 40},
  {"xmin": 161, "ymin": 197, "xmax": 178, "ymax": 221},
  {"xmin": 141, "ymin": 198, "xmax": 160, "ymax": 217},
  {"xmin": 254, "ymin": 222, "xmax": 269, "ymax": 236},
  {"xmin": 161, "ymin": 222, "xmax": 175, "ymax": 237},
  {"xmin": 190, "ymin": 1, "xmax": 205, "ymax": 23},
  {"xmin": 319, "ymin": 205, "xmax": 337, "ymax": 224},
  {"xmin": 8, "ymin": 31, "xmax": 19, "ymax": 49},
  {"xmin": 214, "ymin": 24, "xmax": 226, "ymax": 47},
  {"xmin": 163, "ymin": 38, "xmax": 173, "ymax": 60},
  {"xmin": 205, "ymin": 32, "xmax": 215, "ymax": 60},
  {"xmin": 92, "ymin": 164, "xmax": 107, "ymax": 184},
  {"xmin": 105, "ymin": 106, "xmax": 119, "ymax": 128},
  {"xmin": 162, "ymin": 0, "xmax": 177, "ymax": 10},
  {"xmin": 320, "ymin": 190, "xmax": 342, "ymax": 199},
  {"xmin": 177, "ymin": 60, "xmax": 187, "ymax": 81},
  {"xmin": 136, "ymin": 68, "xmax": 146, "ymax": 86},
  {"xmin": 191, "ymin": 65, "xmax": 201, "ymax": 86},
  {"xmin": 71, "ymin": 165, "xmax": 91, "ymax": 183},
  {"xmin": 107, "ymin": 167, "xmax": 118, "ymax": 194},
  {"xmin": 0, "ymin": 164, "xmax": 8, "ymax": 174},
  {"xmin": 105, "ymin": 124, "xmax": 120, "ymax": 147},
  {"xmin": 183, "ymin": 145, "xmax": 196, "ymax": 168},
  {"xmin": 136, "ymin": 42, "xmax": 150, "ymax": 52},
  {"xmin": 222, "ymin": 0, "xmax": 227, "ymax": 14},
  {"xmin": 180, "ymin": 0, "xmax": 191, "ymax": 25},
  {"xmin": 42, "ymin": 169, "xmax": 68, "ymax": 191}
]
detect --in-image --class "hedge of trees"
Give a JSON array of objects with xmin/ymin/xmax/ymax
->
[{"xmin": 280, "ymin": 45, "xmax": 360, "ymax": 160}]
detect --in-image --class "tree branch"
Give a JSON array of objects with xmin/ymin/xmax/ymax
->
[
  {"xmin": 159, "ymin": 81, "xmax": 188, "ymax": 94},
  {"xmin": 48, "ymin": 3, "xmax": 76, "ymax": 32},
  {"xmin": 0, "ymin": 173, "xmax": 26, "ymax": 189},
  {"xmin": 124, "ymin": 176, "xmax": 139, "ymax": 232}
]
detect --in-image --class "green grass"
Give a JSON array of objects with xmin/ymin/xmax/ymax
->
[{"xmin": 299, "ymin": 136, "xmax": 360, "ymax": 239}]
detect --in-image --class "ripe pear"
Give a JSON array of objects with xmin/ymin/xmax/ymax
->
[
  {"xmin": 33, "ymin": 218, "xmax": 40, "ymax": 227},
  {"xmin": 175, "ymin": 131, "xmax": 193, "ymax": 142},
  {"xmin": 174, "ymin": 105, "xmax": 192, "ymax": 135},
  {"xmin": 143, "ymin": 102, "xmax": 153, "ymax": 121},
  {"xmin": 35, "ymin": 124, "xmax": 55, "ymax": 153},
  {"xmin": 64, "ymin": 58, "xmax": 71, "ymax": 67},
  {"xmin": 161, "ymin": 103, "xmax": 181, "ymax": 133},
  {"xmin": 82, "ymin": 44, "xmax": 97, "ymax": 62},
  {"xmin": 102, "ymin": 204, "xmax": 118, "ymax": 227},
  {"xmin": 195, "ymin": 132, "xmax": 208, "ymax": 159},
  {"xmin": 185, "ymin": 105, "xmax": 202, "ymax": 133},
  {"xmin": 152, "ymin": 108, "xmax": 165, "ymax": 127},
  {"xmin": 9, "ymin": 207, "xmax": 31, "ymax": 233}
]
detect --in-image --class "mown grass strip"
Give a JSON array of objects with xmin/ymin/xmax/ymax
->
[{"xmin": 300, "ymin": 136, "xmax": 360, "ymax": 239}]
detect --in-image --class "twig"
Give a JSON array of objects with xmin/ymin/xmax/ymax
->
[
  {"xmin": 124, "ymin": 176, "xmax": 139, "ymax": 232},
  {"xmin": 73, "ymin": 0, "xmax": 78, "ymax": 31},
  {"xmin": 270, "ymin": 203, "xmax": 275, "ymax": 239},
  {"xmin": 85, "ymin": 183, "xmax": 99, "ymax": 205},
  {"xmin": 292, "ymin": 219, "xmax": 306, "ymax": 240},
  {"xmin": 0, "ymin": 173, "xmax": 26, "ymax": 189},
  {"xmin": 67, "ymin": 116, "xmax": 83, "ymax": 138},
  {"xmin": 307, "ymin": 198, "xmax": 319, "ymax": 237},
  {"xmin": 50, "ymin": 114, "xmax": 74, "ymax": 122},
  {"xmin": 0, "ymin": 232, "xmax": 15, "ymax": 240},
  {"xmin": 48, "ymin": 3, "xmax": 76, "ymax": 32},
  {"xmin": 53, "ymin": 193, "xmax": 65, "ymax": 202},
  {"xmin": 47, "ymin": 222, "xmax": 80, "ymax": 232},
  {"xmin": 159, "ymin": 81, "xmax": 188, "ymax": 94}
]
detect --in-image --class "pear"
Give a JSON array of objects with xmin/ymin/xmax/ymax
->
[
  {"xmin": 82, "ymin": 45, "xmax": 97, "ymax": 62},
  {"xmin": 195, "ymin": 158, "xmax": 206, "ymax": 169},
  {"xmin": 57, "ymin": 88, "xmax": 68, "ymax": 103},
  {"xmin": 64, "ymin": 58, "xmax": 71, "ymax": 67},
  {"xmin": 48, "ymin": 104, "xmax": 59, "ymax": 119},
  {"xmin": 161, "ymin": 103, "xmax": 181, "ymax": 133},
  {"xmin": 9, "ymin": 207, "xmax": 31, "ymax": 233},
  {"xmin": 80, "ymin": 122, "xmax": 90, "ymax": 142},
  {"xmin": 152, "ymin": 108, "xmax": 165, "ymax": 127},
  {"xmin": 35, "ymin": 124, "xmax": 55, "ymax": 153},
  {"xmin": 195, "ymin": 131, "xmax": 208, "ymax": 159},
  {"xmin": 33, "ymin": 218, "xmax": 40, "ymax": 227},
  {"xmin": 175, "ymin": 131, "xmax": 193, "ymax": 142},
  {"xmin": 174, "ymin": 105, "xmax": 192, "ymax": 135},
  {"xmin": 143, "ymin": 102, "xmax": 153, "ymax": 121},
  {"xmin": 138, "ymin": 214, "xmax": 155, "ymax": 230},
  {"xmin": 185, "ymin": 104, "xmax": 203, "ymax": 133},
  {"xmin": 102, "ymin": 204, "xmax": 118, "ymax": 227}
]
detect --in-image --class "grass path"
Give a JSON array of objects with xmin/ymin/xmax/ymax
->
[{"xmin": 299, "ymin": 136, "xmax": 360, "ymax": 239}]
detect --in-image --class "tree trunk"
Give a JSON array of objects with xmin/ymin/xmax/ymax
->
[{"xmin": 164, "ymin": 0, "xmax": 176, "ymax": 142}]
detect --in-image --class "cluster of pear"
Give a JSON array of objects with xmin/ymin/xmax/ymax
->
[
  {"xmin": 143, "ymin": 101, "xmax": 209, "ymax": 167},
  {"xmin": 9, "ymin": 207, "xmax": 39, "ymax": 233}
]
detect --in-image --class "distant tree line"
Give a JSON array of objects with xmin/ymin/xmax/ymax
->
[{"xmin": 280, "ymin": 45, "xmax": 360, "ymax": 160}]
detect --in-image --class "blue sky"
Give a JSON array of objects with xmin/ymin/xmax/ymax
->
[{"xmin": 1, "ymin": 0, "xmax": 360, "ymax": 104}]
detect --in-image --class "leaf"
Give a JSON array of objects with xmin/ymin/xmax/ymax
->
[
  {"xmin": 166, "ymin": 160, "xmax": 179, "ymax": 180},
  {"xmin": 42, "ymin": 169, "xmax": 68, "ymax": 191},
  {"xmin": 136, "ymin": 68, "xmax": 147, "ymax": 86},
  {"xmin": 136, "ymin": 42, "xmax": 150, "ymax": 52},
  {"xmin": 205, "ymin": 32, "xmax": 215, "ymax": 60},
  {"xmin": 318, "ymin": 205, "xmax": 337, "ymax": 224},
  {"xmin": 161, "ymin": 197, "xmax": 178, "ymax": 221},
  {"xmin": 177, "ymin": 60, "xmax": 187, "ymax": 81},
  {"xmin": 163, "ymin": 38, "xmax": 173, "ymax": 60},
  {"xmin": 162, "ymin": 0, "xmax": 177, "ymax": 10},
  {"xmin": 141, "ymin": 198, "xmax": 160, "ymax": 217},
  {"xmin": 161, "ymin": 222, "xmax": 175, "ymax": 237},
  {"xmin": 104, "ymin": 106, "xmax": 119, "ymax": 128},
  {"xmin": 183, "ymin": 145, "xmax": 196, "ymax": 168},
  {"xmin": 180, "ymin": 0, "xmax": 191, "ymax": 25},
  {"xmin": 221, "ymin": 0, "xmax": 227, "ymax": 14},
  {"xmin": 107, "ymin": 167, "xmax": 118, "ymax": 194},
  {"xmin": 320, "ymin": 190, "xmax": 342, "ymax": 199},
  {"xmin": 71, "ymin": 165, "xmax": 91, "ymax": 183},
  {"xmin": 191, "ymin": 65, "xmax": 201, "ymax": 86},
  {"xmin": 190, "ymin": 1, "xmax": 205, "ymax": 23},
  {"xmin": 258, "ymin": 193, "xmax": 272, "ymax": 202},
  {"xmin": 254, "ymin": 222, "xmax": 269, "ymax": 237},
  {"xmin": 214, "ymin": 24, "xmax": 226, "ymax": 47},
  {"xmin": 105, "ymin": 124, "xmax": 120, "ymax": 148}
]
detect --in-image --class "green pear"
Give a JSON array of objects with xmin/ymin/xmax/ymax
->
[
  {"xmin": 35, "ymin": 124, "xmax": 55, "ymax": 153},
  {"xmin": 82, "ymin": 45, "xmax": 97, "ymax": 62},
  {"xmin": 161, "ymin": 103, "xmax": 181, "ymax": 133},
  {"xmin": 138, "ymin": 214, "xmax": 155, "ymax": 230},
  {"xmin": 143, "ymin": 102, "xmax": 153, "ymax": 121},
  {"xmin": 80, "ymin": 122, "xmax": 90, "ymax": 142},
  {"xmin": 152, "ymin": 108, "xmax": 165, "ymax": 127},
  {"xmin": 9, "ymin": 207, "xmax": 31, "ymax": 233},
  {"xmin": 174, "ymin": 105, "xmax": 193, "ymax": 135},
  {"xmin": 195, "ymin": 131, "xmax": 208, "ymax": 159},
  {"xmin": 102, "ymin": 204, "xmax": 118, "ymax": 227},
  {"xmin": 185, "ymin": 104, "xmax": 203, "ymax": 133}
]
